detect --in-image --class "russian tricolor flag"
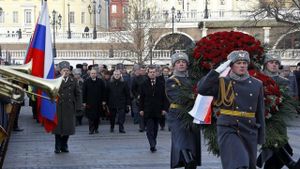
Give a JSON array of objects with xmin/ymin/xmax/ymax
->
[
  {"xmin": 25, "ymin": 0, "xmax": 57, "ymax": 132},
  {"xmin": 189, "ymin": 67, "xmax": 231, "ymax": 124}
]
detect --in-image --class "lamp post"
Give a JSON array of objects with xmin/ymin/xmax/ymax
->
[
  {"xmin": 51, "ymin": 10, "xmax": 62, "ymax": 58},
  {"xmin": 88, "ymin": 0, "xmax": 102, "ymax": 39},
  {"xmin": 164, "ymin": 7, "xmax": 181, "ymax": 34},
  {"xmin": 67, "ymin": 3, "xmax": 71, "ymax": 39},
  {"xmin": 104, "ymin": 0, "xmax": 110, "ymax": 31},
  {"xmin": 204, "ymin": 0, "xmax": 208, "ymax": 19}
]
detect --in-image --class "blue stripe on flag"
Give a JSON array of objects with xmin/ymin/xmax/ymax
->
[{"xmin": 31, "ymin": 24, "xmax": 46, "ymax": 51}]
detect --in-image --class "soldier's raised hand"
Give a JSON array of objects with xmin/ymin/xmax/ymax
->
[{"xmin": 215, "ymin": 60, "xmax": 231, "ymax": 73}]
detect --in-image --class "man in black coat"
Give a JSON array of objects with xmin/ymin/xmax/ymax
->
[
  {"xmin": 82, "ymin": 69, "xmax": 106, "ymax": 134},
  {"xmin": 139, "ymin": 65, "xmax": 168, "ymax": 152},
  {"xmin": 106, "ymin": 69, "xmax": 130, "ymax": 133},
  {"xmin": 131, "ymin": 65, "xmax": 147, "ymax": 132}
]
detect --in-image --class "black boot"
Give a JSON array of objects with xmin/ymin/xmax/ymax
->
[
  {"xmin": 54, "ymin": 135, "xmax": 61, "ymax": 153},
  {"xmin": 181, "ymin": 150, "xmax": 196, "ymax": 169},
  {"xmin": 276, "ymin": 147, "xmax": 300, "ymax": 169}
]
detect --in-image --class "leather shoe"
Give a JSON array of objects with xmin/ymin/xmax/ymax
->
[
  {"xmin": 119, "ymin": 130, "xmax": 126, "ymax": 133},
  {"xmin": 150, "ymin": 147, "xmax": 157, "ymax": 153},
  {"xmin": 110, "ymin": 128, "xmax": 114, "ymax": 133},
  {"xmin": 54, "ymin": 149, "xmax": 61, "ymax": 154},
  {"xmin": 89, "ymin": 131, "xmax": 94, "ymax": 135},
  {"xmin": 139, "ymin": 129, "xmax": 144, "ymax": 132},
  {"xmin": 61, "ymin": 148, "xmax": 69, "ymax": 153},
  {"xmin": 94, "ymin": 130, "xmax": 99, "ymax": 134},
  {"xmin": 13, "ymin": 127, "xmax": 24, "ymax": 132}
]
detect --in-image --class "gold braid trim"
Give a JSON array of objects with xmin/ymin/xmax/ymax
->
[{"xmin": 214, "ymin": 78, "xmax": 235, "ymax": 107}]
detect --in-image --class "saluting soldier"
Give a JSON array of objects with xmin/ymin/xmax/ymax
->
[
  {"xmin": 165, "ymin": 52, "xmax": 201, "ymax": 169},
  {"xmin": 198, "ymin": 50, "xmax": 265, "ymax": 169},
  {"xmin": 53, "ymin": 61, "xmax": 82, "ymax": 153}
]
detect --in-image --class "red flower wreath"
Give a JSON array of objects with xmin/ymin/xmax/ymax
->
[
  {"xmin": 249, "ymin": 70, "xmax": 282, "ymax": 117},
  {"xmin": 193, "ymin": 31, "xmax": 264, "ymax": 70}
]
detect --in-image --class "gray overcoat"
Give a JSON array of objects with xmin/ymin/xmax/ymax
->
[
  {"xmin": 198, "ymin": 70, "xmax": 265, "ymax": 169},
  {"xmin": 166, "ymin": 76, "xmax": 201, "ymax": 168},
  {"xmin": 53, "ymin": 77, "xmax": 82, "ymax": 135}
]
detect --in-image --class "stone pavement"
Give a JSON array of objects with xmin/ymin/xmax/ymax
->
[{"xmin": 2, "ymin": 105, "xmax": 300, "ymax": 169}]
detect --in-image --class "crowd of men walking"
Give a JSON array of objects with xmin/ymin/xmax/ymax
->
[{"xmin": 3, "ymin": 51, "xmax": 300, "ymax": 169}]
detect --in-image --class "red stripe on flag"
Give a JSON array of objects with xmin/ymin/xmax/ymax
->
[{"xmin": 30, "ymin": 49, "xmax": 45, "ymax": 77}]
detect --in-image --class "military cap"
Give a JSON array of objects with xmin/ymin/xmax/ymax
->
[
  {"xmin": 82, "ymin": 63, "xmax": 88, "ymax": 66},
  {"xmin": 73, "ymin": 68, "xmax": 82, "ymax": 75},
  {"xmin": 227, "ymin": 50, "xmax": 250, "ymax": 64},
  {"xmin": 171, "ymin": 52, "xmax": 189, "ymax": 65},
  {"xmin": 59, "ymin": 61, "xmax": 70, "ymax": 70},
  {"xmin": 264, "ymin": 53, "xmax": 281, "ymax": 65}
]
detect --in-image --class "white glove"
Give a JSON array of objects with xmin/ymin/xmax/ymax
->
[{"xmin": 215, "ymin": 60, "xmax": 231, "ymax": 73}]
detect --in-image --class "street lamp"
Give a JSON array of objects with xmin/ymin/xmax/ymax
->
[
  {"xmin": 164, "ymin": 7, "xmax": 181, "ymax": 33},
  {"xmin": 88, "ymin": 0, "xmax": 102, "ymax": 39},
  {"xmin": 204, "ymin": 0, "xmax": 209, "ymax": 19},
  {"xmin": 67, "ymin": 3, "xmax": 71, "ymax": 39},
  {"xmin": 50, "ymin": 10, "xmax": 62, "ymax": 58},
  {"xmin": 104, "ymin": 0, "xmax": 110, "ymax": 31}
]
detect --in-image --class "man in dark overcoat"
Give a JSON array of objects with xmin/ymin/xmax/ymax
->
[
  {"xmin": 106, "ymin": 69, "xmax": 130, "ymax": 133},
  {"xmin": 82, "ymin": 69, "xmax": 105, "ymax": 134},
  {"xmin": 165, "ymin": 52, "xmax": 201, "ymax": 169},
  {"xmin": 139, "ymin": 65, "xmax": 168, "ymax": 152},
  {"xmin": 198, "ymin": 50, "xmax": 265, "ymax": 169},
  {"xmin": 131, "ymin": 65, "xmax": 147, "ymax": 132},
  {"xmin": 53, "ymin": 61, "xmax": 82, "ymax": 153}
]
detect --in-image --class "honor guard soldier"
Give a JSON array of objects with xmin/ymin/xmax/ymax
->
[
  {"xmin": 165, "ymin": 52, "xmax": 201, "ymax": 169},
  {"xmin": 257, "ymin": 53, "xmax": 300, "ymax": 169},
  {"xmin": 53, "ymin": 61, "xmax": 82, "ymax": 153},
  {"xmin": 198, "ymin": 50, "xmax": 265, "ymax": 169}
]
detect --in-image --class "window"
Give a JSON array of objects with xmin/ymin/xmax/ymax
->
[
  {"xmin": 0, "ymin": 11, "xmax": 4, "ymax": 23},
  {"xmin": 13, "ymin": 11, "xmax": 18, "ymax": 23},
  {"xmin": 111, "ymin": 19, "xmax": 117, "ymax": 27},
  {"xmin": 81, "ymin": 12, "xmax": 85, "ymax": 24},
  {"xmin": 191, "ymin": 10, "xmax": 197, "ymax": 18},
  {"xmin": 220, "ymin": 0, "xmax": 225, "ymax": 5},
  {"xmin": 24, "ymin": 9, "xmax": 32, "ymax": 24},
  {"xmin": 219, "ymin": 10, "xmax": 224, "ymax": 17},
  {"xmin": 70, "ymin": 11, "xmax": 75, "ymax": 24},
  {"xmin": 112, "ymin": 5, "xmax": 117, "ymax": 13}
]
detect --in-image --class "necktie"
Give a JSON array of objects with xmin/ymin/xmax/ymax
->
[{"xmin": 151, "ymin": 80, "xmax": 155, "ymax": 86}]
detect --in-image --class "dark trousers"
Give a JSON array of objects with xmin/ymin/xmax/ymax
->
[
  {"xmin": 264, "ymin": 143, "xmax": 293, "ymax": 169},
  {"xmin": 88, "ymin": 118, "xmax": 99, "ymax": 132},
  {"xmin": 159, "ymin": 115, "xmax": 166, "ymax": 129},
  {"xmin": 55, "ymin": 135, "xmax": 69, "ymax": 151},
  {"xmin": 13, "ymin": 104, "xmax": 22, "ymax": 129},
  {"xmin": 110, "ymin": 108, "xmax": 126, "ymax": 131},
  {"xmin": 132, "ymin": 99, "xmax": 139, "ymax": 124},
  {"xmin": 146, "ymin": 117, "xmax": 159, "ymax": 148},
  {"xmin": 76, "ymin": 115, "xmax": 83, "ymax": 125}
]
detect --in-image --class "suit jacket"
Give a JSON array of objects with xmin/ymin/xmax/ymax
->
[{"xmin": 139, "ymin": 77, "xmax": 168, "ymax": 118}]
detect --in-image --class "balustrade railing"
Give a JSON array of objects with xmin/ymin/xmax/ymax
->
[
  {"xmin": 0, "ymin": 31, "xmax": 132, "ymax": 43},
  {"xmin": 1, "ymin": 49, "xmax": 299, "ymax": 65}
]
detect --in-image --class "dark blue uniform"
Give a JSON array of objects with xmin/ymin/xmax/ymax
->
[
  {"xmin": 166, "ymin": 75, "xmax": 201, "ymax": 168},
  {"xmin": 198, "ymin": 70, "xmax": 265, "ymax": 169}
]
